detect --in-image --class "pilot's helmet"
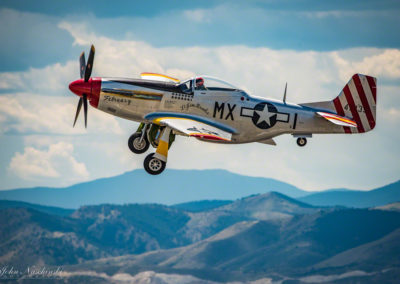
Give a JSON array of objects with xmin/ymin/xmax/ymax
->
[{"xmin": 196, "ymin": 77, "xmax": 204, "ymax": 86}]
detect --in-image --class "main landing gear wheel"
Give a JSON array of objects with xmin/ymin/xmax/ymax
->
[
  {"xmin": 128, "ymin": 132, "xmax": 150, "ymax": 154},
  {"xmin": 144, "ymin": 153, "xmax": 166, "ymax": 175},
  {"xmin": 297, "ymin": 137, "xmax": 307, "ymax": 147}
]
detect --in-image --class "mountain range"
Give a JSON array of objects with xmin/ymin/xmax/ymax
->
[
  {"xmin": 0, "ymin": 169, "xmax": 307, "ymax": 208},
  {"xmin": 298, "ymin": 180, "xmax": 400, "ymax": 208},
  {"xmin": 1, "ymin": 192, "xmax": 400, "ymax": 283},
  {"xmin": 0, "ymin": 200, "xmax": 74, "ymax": 216},
  {"xmin": 1, "ymin": 170, "xmax": 400, "ymax": 282},
  {"xmin": 0, "ymin": 169, "xmax": 399, "ymax": 209},
  {"xmin": 87, "ymin": 208, "xmax": 399, "ymax": 283},
  {"xmin": 0, "ymin": 192, "xmax": 317, "ymax": 267}
]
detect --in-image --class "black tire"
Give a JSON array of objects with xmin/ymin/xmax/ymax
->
[
  {"xmin": 297, "ymin": 137, "xmax": 307, "ymax": 147},
  {"xmin": 144, "ymin": 153, "xmax": 166, "ymax": 175},
  {"xmin": 128, "ymin": 132, "xmax": 150, "ymax": 154}
]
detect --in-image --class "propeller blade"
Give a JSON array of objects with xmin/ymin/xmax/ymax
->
[
  {"xmin": 79, "ymin": 52, "xmax": 86, "ymax": 79},
  {"xmin": 83, "ymin": 94, "xmax": 88, "ymax": 128},
  {"xmin": 84, "ymin": 45, "xmax": 95, "ymax": 82},
  {"xmin": 73, "ymin": 97, "xmax": 83, "ymax": 127}
]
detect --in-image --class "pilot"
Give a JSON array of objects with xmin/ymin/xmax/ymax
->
[{"xmin": 195, "ymin": 77, "xmax": 206, "ymax": 90}]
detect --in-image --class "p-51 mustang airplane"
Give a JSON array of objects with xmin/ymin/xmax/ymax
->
[{"xmin": 69, "ymin": 45, "xmax": 377, "ymax": 175}]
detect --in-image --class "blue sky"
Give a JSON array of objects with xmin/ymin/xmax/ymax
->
[{"xmin": 0, "ymin": 0, "xmax": 399, "ymax": 191}]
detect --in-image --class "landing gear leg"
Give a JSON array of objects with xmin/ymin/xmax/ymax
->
[
  {"xmin": 144, "ymin": 127, "xmax": 171, "ymax": 175},
  {"xmin": 296, "ymin": 137, "xmax": 307, "ymax": 147},
  {"xmin": 128, "ymin": 124, "xmax": 150, "ymax": 154}
]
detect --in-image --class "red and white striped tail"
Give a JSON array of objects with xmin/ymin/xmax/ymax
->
[{"xmin": 333, "ymin": 74, "xmax": 377, "ymax": 134}]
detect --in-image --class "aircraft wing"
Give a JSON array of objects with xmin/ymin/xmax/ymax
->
[
  {"xmin": 316, "ymin": 112, "xmax": 357, "ymax": 127},
  {"xmin": 140, "ymin": 72, "xmax": 180, "ymax": 83},
  {"xmin": 145, "ymin": 113, "xmax": 235, "ymax": 141}
]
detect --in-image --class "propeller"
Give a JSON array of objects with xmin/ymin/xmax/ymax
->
[
  {"xmin": 79, "ymin": 52, "xmax": 85, "ymax": 79},
  {"xmin": 73, "ymin": 45, "xmax": 95, "ymax": 128},
  {"xmin": 85, "ymin": 45, "xmax": 95, "ymax": 82}
]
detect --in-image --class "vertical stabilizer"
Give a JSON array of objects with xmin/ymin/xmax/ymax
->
[
  {"xmin": 332, "ymin": 74, "xmax": 377, "ymax": 133},
  {"xmin": 301, "ymin": 74, "xmax": 377, "ymax": 134}
]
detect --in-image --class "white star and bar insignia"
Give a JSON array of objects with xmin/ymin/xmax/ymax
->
[{"xmin": 240, "ymin": 102, "xmax": 290, "ymax": 129}]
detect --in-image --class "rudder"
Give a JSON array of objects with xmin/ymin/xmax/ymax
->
[{"xmin": 332, "ymin": 74, "xmax": 377, "ymax": 133}]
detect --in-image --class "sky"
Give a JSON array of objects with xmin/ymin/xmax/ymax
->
[{"xmin": 0, "ymin": 0, "xmax": 399, "ymax": 191}]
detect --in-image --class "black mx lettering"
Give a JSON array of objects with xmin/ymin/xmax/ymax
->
[
  {"xmin": 213, "ymin": 102, "xmax": 236, "ymax": 120},
  {"xmin": 213, "ymin": 102, "xmax": 225, "ymax": 119},
  {"xmin": 226, "ymin": 103, "xmax": 236, "ymax": 120}
]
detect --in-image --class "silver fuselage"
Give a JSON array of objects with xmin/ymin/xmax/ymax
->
[{"xmin": 95, "ymin": 78, "xmax": 342, "ymax": 143}]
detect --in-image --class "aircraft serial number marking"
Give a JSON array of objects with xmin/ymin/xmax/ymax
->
[{"xmin": 344, "ymin": 104, "xmax": 365, "ymax": 113}]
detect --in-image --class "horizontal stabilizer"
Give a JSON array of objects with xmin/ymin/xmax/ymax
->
[
  {"xmin": 317, "ymin": 112, "xmax": 357, "ymax": 128},
  {"xmin": 140, "ymin": 72, "xmax": 180, "ymax": 83}
]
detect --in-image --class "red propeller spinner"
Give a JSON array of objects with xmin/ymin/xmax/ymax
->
[{"xmin": 69, "ymin": 78, "xmax": 101, "ymax": 103}]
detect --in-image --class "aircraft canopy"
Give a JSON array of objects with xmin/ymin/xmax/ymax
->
[{"xmin": 179, "ymin": 76, "xmax": 241, "ymax": 93}]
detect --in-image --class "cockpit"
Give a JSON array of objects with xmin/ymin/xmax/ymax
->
[{"xmin": 179, "ymin": 76, "xmax": 246, "ymax": 95}]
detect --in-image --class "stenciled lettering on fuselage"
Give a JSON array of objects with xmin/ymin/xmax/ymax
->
[
  {"xmin": 240, "ymin": 102, "xmax": 290, "ymax": 129},
  {"xmin": 102, "ymin": 88, "xmax": 163, "ymax": 101},
  {"xmin": 104, "ymin": 95, "xmax": 131, "ymax": 105},
  {"xmin": 164, "ymin": 99, "xmax": 177, "ymax": 109},
  {"xmin": 181, "ymin": 103, "xmax": 210, "ymax": 115},
  {"xmin": 213, "ymin": 102, "xmax": 236, "ymax": 120}
]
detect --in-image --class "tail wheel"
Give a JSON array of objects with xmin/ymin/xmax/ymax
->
[
  {"xmin": 144, "ymin": 153, "xmax": 166, "ymax": 175},
  {"xmin": 297, "ymin": 137, "xmax": 307, "ymax": 147},
  {"xmin": 128, "ymin": 133, "xmax": 150, "ymax": 154}
]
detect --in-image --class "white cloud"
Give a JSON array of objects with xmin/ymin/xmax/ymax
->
[
  {"xmin": 0, "ymin": 61, "xmax": 76, "ymax": 94},
  {"xmin": 300, "ymin": 10, "xmax": 365, "ymax": 19},
  {"xmin": 57, "ymin": 21, "xmax": 400, "ymax": 103},
  {"xmin": 183, "ymin": 9, "xmax": 211, "ymax": 23},
  {"xmin": 300, "ymin": 10, "xmax": 395, "ymax": 19},
  {"xmin": 58, "ymin": 21, "xmax": 98, "ymax": 47},
  {"xmin": 9, "ymin": 142, "xmax": 89, "ymax": 182},
  {"xmin": 331, "ymin": 49, "xmax": 400, "ymax": 81},
  {"xmin": 0, "ymin": 93, "xmax": 123, "ymax": 135},
  {"xmin": 10, "ymin": 132, "xmax": 143, "ymax": 188},
  {"xmin": 2, "ymin": 21, "xmax": 399, "ymax": 103},
  {"xmin": 387, "ymin": 108, "xmax": 400, "ymax": 120}
]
